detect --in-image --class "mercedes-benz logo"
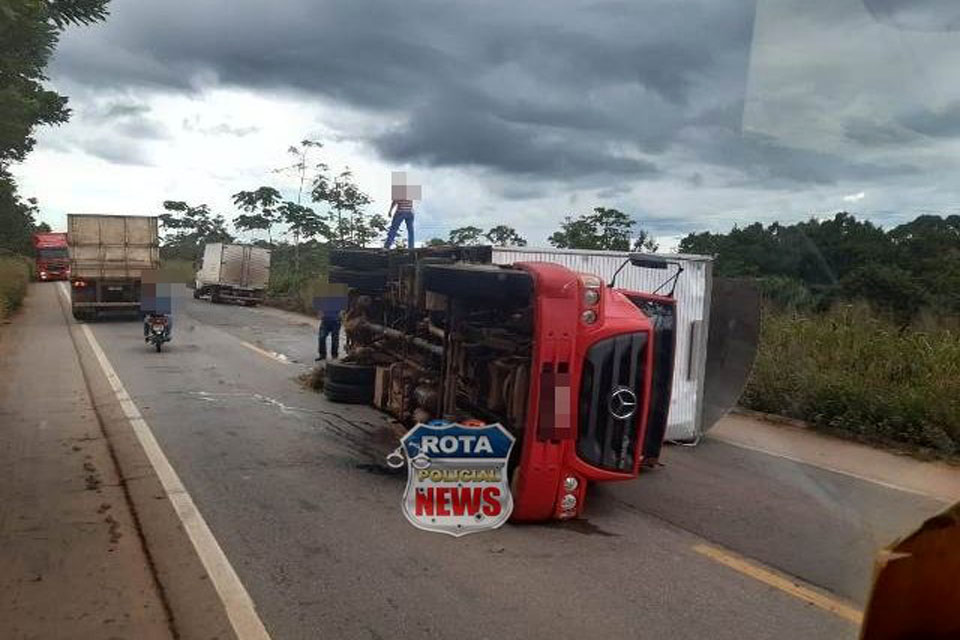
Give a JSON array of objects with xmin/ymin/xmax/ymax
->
[{"xmin": 608, "ymin": 386, "xmax": 638, "ymax": 420}]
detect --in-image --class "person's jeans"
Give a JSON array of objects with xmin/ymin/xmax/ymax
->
[
  {"xmin": 318, "ymin": 318, "xmax": 341, "ymax": 359},
  {"xmin": 384, "ymin": 211, "xmax": 414, "ymax": 248}
]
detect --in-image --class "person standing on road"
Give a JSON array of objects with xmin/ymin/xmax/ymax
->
[
  {"xmin": 384, "ymin": 171, "xmax": 421, "ymax": 249},
  {"xmin": 314, "ymin": 285, "xmax": 348, "ymax": 362},
  {"xmin": 316, "ymin": 309, "xmax": 341, "ymax": 361}
]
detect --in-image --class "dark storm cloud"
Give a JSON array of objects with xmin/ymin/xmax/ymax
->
[
  {"xmin": 862, "ymin": 0, "xmax": 960, "ymax": 32},
  {"xmin": 48, "ymin": 0, "xmax": 927, "ymax": 189},
  {"xmin": 83, "ymin": 137, "xmax": 152, "ymax": 166},
  {"xmin": 844, "ymin": 118, "xmax": 920, "ymax": 146},
  {"xmin": 899, "ymin": 103, "xmax": 960, "ymax": 138},
  {"xmin": 51, "ymin": 0, "xmax": 757, "ymax": 182},
  {"xmin": 696, "ymin": 129, "xmax": 917, "ymax": 187}
]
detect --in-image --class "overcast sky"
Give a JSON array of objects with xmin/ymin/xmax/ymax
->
[{"xmin": 12, "ymin": 0, "xmax": 960, "ymax": 249}]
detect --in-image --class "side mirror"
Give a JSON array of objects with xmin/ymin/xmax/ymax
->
[{"xmin": 629, "ymin": 253, "xmax": 668, "ymax": 269}]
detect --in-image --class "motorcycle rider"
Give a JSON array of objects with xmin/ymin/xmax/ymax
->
[{"xmin": 141, "ymin": 281, "xmax": 173, "ymax": 342}]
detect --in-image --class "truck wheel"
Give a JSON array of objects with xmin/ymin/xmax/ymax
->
[
  {"xmin": 211, "ymin": 290, "xmax": 222, "ymax": 304},
  {"xmin": 330, "ymin": 249, "xmax": 389, "ymax": 270},
  {"xmin": 193, "ymin": 288, "xmax": 201, "ymax": 299},
  {"xmin": 328, "ymin": 267, "xmax": 388, "ymax": 291},
  {"xmin": 155, "ymin": 341, "xmax": 162, "ymax": 353},
  {"xmin": 325, "ymin": 361, "xmax": 376, "ymax": 385},
  {"xmin": 323, "ymin": 379, "xmax": 373, "ymax": 404}
]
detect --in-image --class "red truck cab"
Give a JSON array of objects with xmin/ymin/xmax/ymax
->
[
  {"xmin": 330, "ymin": 247, "xmax": 678, "ymax": 521},
  {"xmin": 509, "ymin": 262, "xmax": 675, "ymax": 520},
  {"xmin": 33, "ymin": 232, "xmax": 70, "ymax": 281}
]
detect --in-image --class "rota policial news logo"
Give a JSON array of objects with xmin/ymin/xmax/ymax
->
[{"xmin": 387, "ymin": 421, "xmax": 515, "ymax": 537}]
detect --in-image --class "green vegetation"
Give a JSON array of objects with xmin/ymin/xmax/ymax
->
[
  {"xmin": 744, "ymin": 304, "xmax": 960, "ymax": 454},
  {"xmin": 549, "ymin": 207, "xmax": 657, "ymax": 252},
  {"xmin": 1, "ymin": 0, "xmax": 110, "ymax": 255},
  {"xmin": 680, "ymin": 212, "xmax": 960, "ymax": 324},
  {"xmin": 0, "ymin": 254, "xmax": 31, "ymax": 322},
  {"xmin": 688, "ymin": 212, "xmax": 960, "ymax": 453}
]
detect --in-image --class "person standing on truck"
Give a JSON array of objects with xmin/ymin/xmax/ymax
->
[{"xmin": 384, "ymin": 171, "xmax": 421, "ymax": 249}]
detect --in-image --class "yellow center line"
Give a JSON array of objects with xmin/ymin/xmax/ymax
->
[{"xmin": 692, "ymin": 543, "xmax": 864, "ymax": 625}]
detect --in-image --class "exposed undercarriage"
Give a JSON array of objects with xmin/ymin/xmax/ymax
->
[{"xmin": 332, "ymin": 247, "xmax": 535, "ymax": 441}]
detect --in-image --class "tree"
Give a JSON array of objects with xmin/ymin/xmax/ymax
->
[
  {"xmin": 0, "ymin": 0, "xmax": 109, "ymax": 255},
  {"xmin": 425, "ymin": 237, "xmax": 448, "ymax": 247},
  {"xmin": 448, "ymin": 226, "xmax": 485, "ymax": 245},
  {"xmin": 277, "ymin": 201, "xmax": 328, "ymax": 252},
  {"xmin": 485, "ymin": 225, "xmax": 527, "ymax": 247},
  {"xmin": 312, "ymin": 167, "xmax": 377, "ymax": 247},
  {"xmin": 632, "ymin": 230, "xmax": 658, "ymax": 253},
  {"xmin": 232, "ymin": 186, "xmax": 282, "ymax": 245},
  {"xmin": 548, "ymin": 207, "xmax": 639, "ymax": 251},
  {"xmin": 158, "ymin": 200, "xmax": 233, "ymax": 261},
  {"xmin": 0, "ymin": 180, "xmax": 43, "ymax": 254},
  {"xmin": 1, "ymin": 0, "xmax": 109, "ymax": 169}
]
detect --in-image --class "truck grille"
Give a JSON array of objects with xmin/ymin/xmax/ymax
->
[{"xmin": 576, "ymin": 332, "xmax": 648, "ymax": 471}]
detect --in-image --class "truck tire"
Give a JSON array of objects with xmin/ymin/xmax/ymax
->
[
  {"xmin": 155, "ymin": 341, "xmax": 162, "ymax": 353},
  {"xmin": 330, "ymin": 249, "xmax": 389, "ymax": 270},
  {"xmin": 211, "ymin": 288, "xmax": 223, "ymax": 304},
  {"xmin": 193, "ymin": 287, "xmax": 201, "ymax": 299},
  {"xmin": 325, "ymin": 361, "xmax": 376, "ymax": 385},
  {"xmin": 323, "ymin": 379, "xmax": 373, "ymax": 404},
  {"xmin": 328, "ymin": 267, "xmax": 388, "ymax": 291}
]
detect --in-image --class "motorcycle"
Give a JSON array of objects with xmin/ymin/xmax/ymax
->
[{"xmin": 145, "ymin": 313, "xmax": 171, "ymax": 352}]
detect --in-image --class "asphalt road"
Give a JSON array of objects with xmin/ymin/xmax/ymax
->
[{"xmin": 50, "ymin": 285, "xmax": 947, "ymax": 639}]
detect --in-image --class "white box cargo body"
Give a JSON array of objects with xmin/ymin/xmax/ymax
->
[
  {"xmin": 198, "ymin": 243, "xmax": 270, "ymax": 289},
  {"xmin": 68, "ymin": 214, "xmax": 159, "ymax": 280},
  {"xmin": 195, "ymin": 243, "xmax": 271, "ymax": 304},
  {"xmin": 492, "ymin": 247, "xmax": 712, "ymax": 442}
]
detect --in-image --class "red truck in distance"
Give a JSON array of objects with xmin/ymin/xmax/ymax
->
[{"xmin": 33, "ymin": 232, "xmax": 70, "ymax": 281}]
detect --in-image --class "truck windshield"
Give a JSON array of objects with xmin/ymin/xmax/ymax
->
[{"xmin": 37, "ymin": 248, "xmax": 68, "ymax": 260}]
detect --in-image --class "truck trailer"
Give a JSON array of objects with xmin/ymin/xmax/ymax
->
[
  {"xmin": 327, "ymin": 246, "xmax": 683, "ymax": 522},
  {"xmin": 194, "ymin": 242, "xmax": 271, "ymax": 305},
  {"xmin": 32, "ymin": 232, "xmax": 70, "ymax": 281},
  {"xmin": 68, "ymin": 214, "xmax": 160, "ymax": 321}
]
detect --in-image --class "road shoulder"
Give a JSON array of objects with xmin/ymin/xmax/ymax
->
[
  {"xmin": 711, "ymin": 413, "xmax": 960, "ymax": 502},
  {"xmin": 0, "ymin": 283, "xmax": 173, "ymax": 639},
  {"xmin": 53, "ymin": 283, "xmax": 241, "ymax": 639}
]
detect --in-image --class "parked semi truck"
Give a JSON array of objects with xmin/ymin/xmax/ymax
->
[
  {"xmin": 326, "ymin": 246, "xmax": 687, "ymax": 522},
  {"xmin": 32, "ymin": 232, "xmax": 70, "ymax": 281},
  {"xmin": 68, "ymin": 214, "xmax": 160, "ymax": 321},
  {"xmin": 194, "ymin": 243, "xmax": 271, "ymax": 305}
]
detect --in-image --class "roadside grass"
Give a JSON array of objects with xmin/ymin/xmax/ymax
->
[
  {"xmin": 159, "ymin": 258, "xmax": 196, "ymax": 285},
  {"xmin": 0, "ymin": 254, "xmax": 32, "ymax": 323},
  {"xmin": 742, "ymin": 303, "xmax": 960, "ymax": 455}
]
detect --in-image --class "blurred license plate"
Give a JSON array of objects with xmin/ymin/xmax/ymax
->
[{"xmin": 107, "ymin": 286, "xmax": 123, "ymax": 291}]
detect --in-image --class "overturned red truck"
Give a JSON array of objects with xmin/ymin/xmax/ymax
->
[{"xmin": 328, "ymin": 246, "xmax": 684, "ymax": 522}]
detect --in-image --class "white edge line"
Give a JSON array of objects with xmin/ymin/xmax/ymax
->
[
  {"xmin": 710, "ymin": 434, "xmax": 950, "ymax": 503},
  {"xmin": 61, "ymin": 284, "xmax": 271, "ymax": 640}
]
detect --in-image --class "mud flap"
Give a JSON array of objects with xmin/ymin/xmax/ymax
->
[{"xmin": 701, "ymin": 278, "xmax": 761, "ymax": 432}]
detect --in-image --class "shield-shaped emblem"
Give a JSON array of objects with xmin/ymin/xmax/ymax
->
[{"xmin": 398, "ymin": 422, "xmax": 515, "ymax": 537}]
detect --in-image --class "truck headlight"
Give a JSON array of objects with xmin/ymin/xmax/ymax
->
[
  {"xmin": 581, "ymin": 309, "xmax": 597, "ymax": 324},
  {"xmin": 583, "ymin": 289, "xmax": 600, "ymax": 306},
  {"xmin": 563, "ymin": 476, "xmax": 579, "ymax": 492},
  {"xmin": 560, "ymin": 494, "xmax": 577, "ymax": 511}
]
